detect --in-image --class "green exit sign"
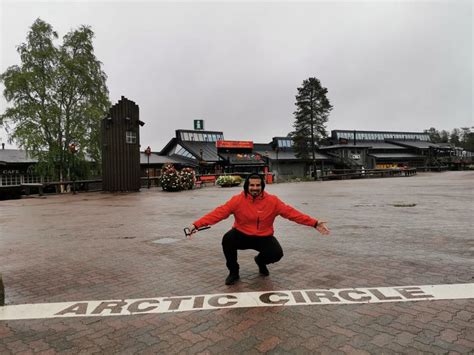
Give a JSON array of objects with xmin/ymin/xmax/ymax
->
[{"xmin": 194, "ymin": 119, "xmax": 204, "ymax": 130}]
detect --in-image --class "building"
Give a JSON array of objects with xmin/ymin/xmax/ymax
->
[
  {"xmin": 157, "ymin": 130, "xmax": 333, "ymax": 180},
  {"xmin": 254, "ymin": 137, "xmax": 332, "ymax": 181},
  {"xmin": 323, "ymin": 130, "xmax": 469, "ymax": 169},
  {"xmin": 1, "ymin": 128, "xmax": 472, "ymax": 195},
  {"xmin": 0, "ymin": 147, "xmax": 40, "ymax": 186}
]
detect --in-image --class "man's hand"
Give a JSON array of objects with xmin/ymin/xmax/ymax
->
[
  {"xmin": 186, "ymin": 224, "xmax": 197, "ymax": 239},
  {"xmin": 316, "ymin": 221, "xmax": 330, "ymax": 236}
]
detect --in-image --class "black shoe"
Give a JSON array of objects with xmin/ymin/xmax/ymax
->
[
  {"xmin": 225, "ymin": 272, "xmax": 240, "ymax": 285},
  {"xmin": 254, "ymin": 256, "xmax": 269, "ymax": 276}
]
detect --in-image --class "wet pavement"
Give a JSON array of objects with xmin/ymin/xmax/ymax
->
[{"xmin": 0, "ymin": 171, "xmax": 473, "ymax": 354}]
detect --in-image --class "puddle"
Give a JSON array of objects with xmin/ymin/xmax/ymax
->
[{"xmin": 152, "ymin": 238, "xmax": 180, "ymax": 244}]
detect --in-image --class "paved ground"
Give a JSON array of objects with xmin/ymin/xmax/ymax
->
[{"xmin": 0, "ymin": 171, "xmax": 473, "ymax": 354}]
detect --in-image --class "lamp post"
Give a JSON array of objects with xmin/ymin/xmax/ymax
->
[
  {"xmin": 275, "ymin": 147, "xmax": 279, "ymax": 182},
  {"xmin": 199, "ymin": 148, "xmax": 204, "ymax": 174},
  {"xmin": 68, "ymin": 143, "xmax": 77, "ymax": 194},
  {"xmin": 145, "ymin": 146, "xmax": 151, "ymax": 188}
]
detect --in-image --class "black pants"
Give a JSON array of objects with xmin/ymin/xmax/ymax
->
[{"xmin": 222, "ymin": 228, "xmax": 284, "ymax": 273}]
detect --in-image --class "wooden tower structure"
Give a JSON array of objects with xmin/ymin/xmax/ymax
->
[{"xmin": 101, "ymin": 96, "xmax": 144, "ymax": 191}]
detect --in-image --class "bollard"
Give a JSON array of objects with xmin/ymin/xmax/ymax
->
[{"xmin": 0, "ymin": 274, "xmax": 4, "ymax": 306}]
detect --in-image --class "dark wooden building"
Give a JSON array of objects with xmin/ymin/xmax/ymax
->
[{"xmin": 101, "ymin": 97, "xmax": 144, "ymax": 192}]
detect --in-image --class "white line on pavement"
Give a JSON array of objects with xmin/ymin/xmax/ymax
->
[{"xmin": 1, "ymin": 283, "xmax": 473, "ymax": 321}]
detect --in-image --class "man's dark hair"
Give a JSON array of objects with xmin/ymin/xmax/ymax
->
[{"xmin": 243, "ymin": 173, "xmax": 265, "ymax": 196}]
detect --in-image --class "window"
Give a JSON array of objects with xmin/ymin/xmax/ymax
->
[
  {"xmin": 174, "ymin": 144, "xmax": 195, "ymax": 159},
  {"xmin": 126, "ymin": 131, "xmax": 137, "ymax": 144},
  {"xmin": 278, "ymin": 139, "xmax": 292, "ymax": 148}
]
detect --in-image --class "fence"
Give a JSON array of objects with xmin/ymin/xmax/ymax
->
[{"xmin": 321, "ymin": 168, "xmax": 417, "ymax": 181}]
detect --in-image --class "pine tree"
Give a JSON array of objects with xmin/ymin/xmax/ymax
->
[
  {"xmin": 439, "ymin": 130, "xmax": 449, "ymax": 143},
  {"xmin": 425, "ymin": 127, "xmax": 441, "ymax": 143},
  {"xmin": 449, "ymin": 128, "xmax": 461, "ymax": 146},
  {"xmin": 290, "ymin": 77, "xmax": 332, "ymax": 179}
]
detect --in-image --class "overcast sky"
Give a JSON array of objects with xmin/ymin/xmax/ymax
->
[{"xmin": 1, "ymin": 0, "xmax": 472, "ymax": 151}]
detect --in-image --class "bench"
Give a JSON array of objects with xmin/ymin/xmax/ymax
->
[{"xmin": 198, "ymin": 175, "xmax": 217, "ymax": 186}]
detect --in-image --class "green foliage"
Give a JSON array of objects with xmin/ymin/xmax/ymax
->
[
  {"xmin": 425, "ymin": 127, "xmax": 441, "ymax": 142},
  {"xmin": 439, "ymin": 130, "xmax": 449, "ymax": 143},
  {"xmin": 0, "ymin": 18, "xmax": 110, "ymax": 180},
  {"xmin": 289, "ymin": 77, "xmax": 333, "ymax": 160},
  {"xmin": 216, "ymin": 175, "xmax": 242, "ymax": 187},
  {"xmin": 449, "ymin": 128, "xmax": 461, "ymax": 146},
  {"xmin": 425, "ymin": 127, "xmax": 474, "ymax": 151},
  {"xmin": 459, "ymin": 127, "xmax": 474, "ymax": 152}
]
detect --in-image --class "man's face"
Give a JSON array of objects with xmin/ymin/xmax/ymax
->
[{"xmin": 248, "ymin": 178, "xmax": 262, "ymax": 197}]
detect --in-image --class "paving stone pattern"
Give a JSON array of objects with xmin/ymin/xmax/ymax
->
[{"xmin": 0, "ymin": 171, "xmax": 473, "ymax": 354}]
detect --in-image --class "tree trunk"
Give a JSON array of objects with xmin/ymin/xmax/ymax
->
[
  {"xmin": 59, "ymin": 168, "xmax": 65, "ymax": 193},
  {"xmin": 310, "ymin": 94, "xmax": 316, "ymax": 181}
]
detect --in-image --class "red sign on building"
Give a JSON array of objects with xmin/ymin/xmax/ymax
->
[{"xmin": 216, "ymin": 140, "xmax": 254, "ymax": 149}]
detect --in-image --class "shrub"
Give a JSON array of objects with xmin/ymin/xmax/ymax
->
[
  {"xmin": 160, "ymin": 164, "xmax": 182, "ymax": 192},
  {"xmin": 216, "ymin": 175, "xmax": 242, "ymax": 187},
  {"xmin": 180, "ymin": 167, "xmax": 195, "ymax": 190}
]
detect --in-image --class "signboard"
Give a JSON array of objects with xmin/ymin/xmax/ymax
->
[
  {"xmin": 2, "ymin": 169, "xmax": 21, "ymax": 175},
  {"xmin": 194, "ymin": 119, "xmax": 204, "ymax": 130},
  {"xmin": 216, "ymin": 140, "xmax": 254, "ymax": 149}
]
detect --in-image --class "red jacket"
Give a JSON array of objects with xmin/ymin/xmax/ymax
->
[{"xmin": 193, "ymin": 191, "xmax": 318, "ymax": 237}]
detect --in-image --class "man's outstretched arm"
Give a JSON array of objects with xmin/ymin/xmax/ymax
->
[
  {"xmin": 277, "ymin": 199, "xmax": 331, "ymax": 235},
  {"xmin": 187, "ymin": 195, "xmax": 239, "ymax": 236}
]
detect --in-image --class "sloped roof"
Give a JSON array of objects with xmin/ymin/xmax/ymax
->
[
  {"xmin": 0, "ymin": 149, "xmax": 39, "ymax": 164},
  {"xmin": 368, "ymin": 153, "xmax": 424, "ymax": 159},
  {"xmin": 159, "ymin": 138, "xmax": 178, "ymax": 155},
  {"xmin": 385, "ymin": 140, "xmax": 436, "ymax": 149},
  {"xmin": 140, "ymin": 151, "xmax": 199, "ymax": 167},
  {"xmin": 319, "ymin": 144, "xmax": 372, "ymax": 150},
  {"xmin": 167, "ymin": 154, "xmax": 199, "ymax": 166},
  {"xmin": 180, "ymin": 141, "xmax": 220, "ymax": 161},
  {"xmin": 253, "ymin": 147, "xmax": 331, "ymax": 161},
  {"xmin": 366, "ymin": 142, "xmax": 406, "ymax": 150}
]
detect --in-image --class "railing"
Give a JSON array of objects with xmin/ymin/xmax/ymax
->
[
  {"xmin": 321, "ymin": 168, "xmax": 417, "ymax": 181},
  {"xmin": 140, "ymin": 176, "xmax": 160, "ymax": 188},
  {"xmin": 42, "ymin": 179, "xmax": 103, "ymax": 194},
  {"xmin": 324, "ymin": 152, "xmax": 363, "ymax": 169},
  {"xmin": 416, "ymin": 166, "xmax": 449, "ymax": 172}
]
